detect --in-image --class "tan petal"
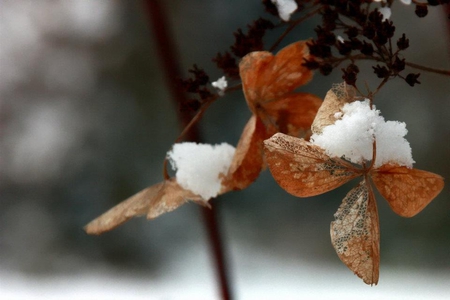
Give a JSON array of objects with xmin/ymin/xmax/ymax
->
[
  {"xmin": 263, "ymin": 133, "xmax": 360, "ymax": 197},
  {"xmin": 240, "ymin": 41, "xmax": 314, "ymax": 114},
  {"xmin": 311, "ymin": 83, "xmax": 356, "ymax": 134},
  {"xmin": 263, "ymin": 92, "xmax": 322, "ymax": 138},
  {"xmin": 221, "ymin": 115, "xmax": 267, "ymax": 192},
  {"xmin": 84, "ymin": 182, "xmax": 165, "ymax": 235},
  {"xmin": 147, "ymin": 179, "xmax": 204, "ymax": 219},
  {"xmin": 84, "ymin": 179, "xmax": 205, "ymax": 235},
  {"xmin": 330, "ymin": 180, "xmax": 380, "ymax": 285},
  {"xmin": 371, "ymin": 164, "xmax": 444, "ymax": 217}
]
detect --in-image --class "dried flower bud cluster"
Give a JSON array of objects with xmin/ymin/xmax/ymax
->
[
  {"xmin": 179, "ymin": 65, "xmax": 213, "ymax": 112},
  {"xmin": 213, "ymin": 18, "xmax": 275, "ymax": 81},
  {"xmin": 178, "ymin": 0, "xmax": 449, "ymax": 112},
  {"xmin": 304, "ymin": 1, "xmax": 425, "ymax": 87}
]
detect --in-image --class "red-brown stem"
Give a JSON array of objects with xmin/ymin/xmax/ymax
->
[
  {"xmin": 143, "ymin": 1, "xmax": 232, "ymax": 299},
  {"xmin": 446, "ymin": 5, "xmax": 450, "ymax": 54}
]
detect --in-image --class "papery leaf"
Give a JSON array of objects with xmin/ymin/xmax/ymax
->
[
  {"xmin": 263, "ymin": 133, "xmax": 361, "ymax": 197},
  {"xmin": 239, "ymin": 41, "xmax": 313, "ymax": 115},
  {"xmin": 85, "ymin": 179, "xmax": 204, "ymax": 235},
  {"xmin": 311, "ymin": 83, "xmax": 356, "ymax": 135},
  {"xmin": 84, "ymin": 182, "xmax": 165, "ymax": 235},
  {"xmin": 330, "ymin": 180, "xmax": 380, "ymax": 285},
  {"xmin": 221, "ymin": 115, "xmax": 268, "ymax": 192},
  {"xmin": 263, "ymin": 92, "xmax": 322, "ymax": 138},
  {"xmin": 371, "ymin": 164, "xmax": 444, "ymax": 217},
  {"xmin": 147, "ymin": 179, "xmax": 206, "ymax": 219}
]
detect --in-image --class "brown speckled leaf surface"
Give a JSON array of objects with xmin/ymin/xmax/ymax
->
[
  {"xmin": 263, "ymin": 133, "xmax": 360, "ymax": 197},
  {"xmin": 371, "ymin": 164, "xmax": 444, "ymax": 217},
  {"xmin": 330, "ymin": 180, "xmax": 380, "ymax": 285}
]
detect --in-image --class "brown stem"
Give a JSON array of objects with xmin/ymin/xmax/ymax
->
[
  {"xmin": 405, "ymin": 61, "xmax": 450, "ymax": 76},
  {"xmin": 143, "ymin": 1, "xmax": 232, "ymax": 299}
]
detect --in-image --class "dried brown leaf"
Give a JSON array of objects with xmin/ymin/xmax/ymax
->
[
  {"xmin": 371, "ymin": 164, "xmax": 444, "ymax": 217},
  {"xmin": 221, "ymin": 115, "xmax": 268, "ymax": 192},
  {"xmin": 263, "ymin": 92, "xmax": 322, "ymax": 138},
  {"xmin": 147, "ymin": 179, "xmax": 205, "ymax": 219},
  {"xmin": 84, "ymin": 182, "xmax": 165, "ymax": 235},
  {"xmin": 263, "ymin": 133, "xmax": 360, "ymax": 197},
  {"xmin": 311, "ymin": 83, "xmax": 356, "ymax": 135},
  {"xmin": 330, "ymin": 180, "xmax": 380, "ymax": 285},
  {"xmin": 239, "ymin": 41, "xmax": 313, "ymax": 115},
  {"xmin": 84, "ymin": 179, "xmax": 204, "ymax": 235}
]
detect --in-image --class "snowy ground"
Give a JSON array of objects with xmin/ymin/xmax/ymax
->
[{"xmin": 2, "ymin": 245, "xmax": 449, "ymax": 300}]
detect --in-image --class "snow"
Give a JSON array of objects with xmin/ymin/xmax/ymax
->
[
  {"xmin": 379, "ymin": 7, "xmax": 392, "ymax": 20},
  {"xmin": 271, "ymin": 0, "xmax": 298, "ymax": 22},
  {"xmin": 311, "ymin": 100, "xmax": 414, "ymax": 168},
  {"xmin": 167, "ymin": 142, "xmax": 235, "ymax": 199},
  {"xmin": 1, "ymin": 247, "xmax": 450, "ymax": 300},
  {"xmin": 211, "ymin": 76, "xmax": 227, "ymax": 96}
]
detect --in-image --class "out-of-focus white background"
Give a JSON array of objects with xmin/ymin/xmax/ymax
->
[{"xmin": 0, "ymin": 1, "xmax": 449, "ymax": 299}]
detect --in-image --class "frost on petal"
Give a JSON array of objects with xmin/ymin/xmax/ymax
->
[
  {"xmin": 311, "ymin": 100, "xmax": 414, "ymax": 168},
  {"xmin": 167, "ymin": 142, "xmax": 236, "ymax": 200},
  {"xmin": 379, "ymin": 7, "xmax": 391, "ymax": 20},
  {"xmin": 271, "ymin": 0, "xmax": 298, "ymax": 22},
  {"xmin": 212, "ymin": 76, "xmax": 227, "ymax": 96}
]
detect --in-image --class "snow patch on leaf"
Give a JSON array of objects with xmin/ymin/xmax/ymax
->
[
  {"xmin": 311, "ymin": 100, "xmax": 414, "ymax": 168},
  {"xmin": 167, "ymin": 142, "xmax": 236, "ymax": 199}
]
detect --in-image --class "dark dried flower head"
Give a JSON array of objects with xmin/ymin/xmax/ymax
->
[
  {"xmin": 360, "ymin": 41, "xmax": 374, "ymax": 56},
  {"xmin": 322, "ymin": 7, "xmax": 338, "ymax": 31},
  {"xmin": 368, "ymin": 10, "xmax": 384, "ymax": 27},
  {"xmin": 231, "ymin": 18, "xmax": 274, "ymax": 57},
  {"xmin": 342, "ymin": 64, "xmax": 359, "ymax": 86},
  {"xmin": 349, "ymin": 38, "xmax": 362, "ymax": 50},
  {"xmin": 392, "ymin": 56, "xmax": 406, "ymax": 74},
  {"xmin": 303, "ymin": 58, "xmax": 320, "ymax": 70},
  {"xmin": 362, "ymin": 24, "xmax": 376, "ymax": 39},
  {"xmin": 397, "ymin": 34, "xmax": 409, "ymax": 50},
  {"xmin": 415, "ymin": 5, "xmax": 428, "ymax": 17},
  {"xmin": 427, "ymin": 0, "xmax": 440, "ymax": 6},
  {"xmin": 308, "ymin": 40, "xmax": 332, "ymax": 58},
  {"xmin": 345, "ymin": 26, "xmax": 359, "ymax": 39},
  {"xmin": 189, "ymin": 65, "xmax": 209, "ymax": 86},
  {"xmin": 373, "ymin": 65, "xmax": 390, "ymax": 78},
  {"xmin": 336, "ymin": 40, "xmax": 353, "ymax": 55},
  {"xmin": 315, "ymin": 26, "xmax": 336, "ymax": 45},
  {"xmin": 382, "ymin": 20, "xmax": 396, "ymax": 39},
  {"xmin": 262, "ymin": 0, "xmax": 278, "ymax": 16},
  {"xmin": 319, "ymin": 63, "xmax": 333, "ymax": 76},
  {"xmin": 213, "ymin": 52, "xmax": 239, "ymax": 79},
  {"xmin": 405, "ymin": 73, "xmax": 421, "ymax": 86}
]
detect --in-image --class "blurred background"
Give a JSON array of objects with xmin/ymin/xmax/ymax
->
[{"xmin": 0, "ymin": 0, "xmax": 449, "ymax": 299}]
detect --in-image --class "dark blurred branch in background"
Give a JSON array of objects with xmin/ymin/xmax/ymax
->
[{"xmin": 143, "ymin": 1, "xmax": 232, "ymax": 299}]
